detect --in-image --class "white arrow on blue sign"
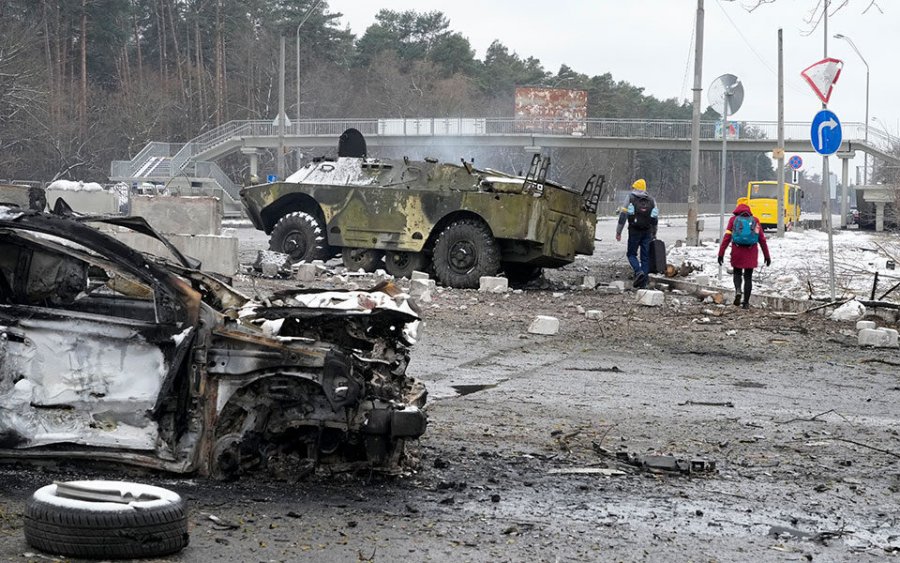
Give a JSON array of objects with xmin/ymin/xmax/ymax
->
[{"xmin": 810, "ymin": 109, "xmax": 842, "ymax": 155}]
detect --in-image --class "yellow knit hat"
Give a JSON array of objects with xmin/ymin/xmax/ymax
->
[{"xmin": 632, "ymin": 178, "xmax": 647, "ymax": 191}]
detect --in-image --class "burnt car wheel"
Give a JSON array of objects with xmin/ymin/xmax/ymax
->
[
  {"xmin": 269, "ymin": 211, "xmax": 330, "ymax": 263},
  {"xmin": 432, "ymin": 219, "xmax": 500, "ymax": 288},
  {"xmin": 342, "ymin": 248, "xmax": 384, "ymax": 272},
  {"xmin": 24, "ymin": 481, "xmax": 189, "ymax": 559},
  {"xmin": 383, "ymin": 251, "xmax": 428, "ymax": 279}
]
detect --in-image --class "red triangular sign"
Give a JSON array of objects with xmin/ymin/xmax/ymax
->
[{"xmin": 800, "ymin": 58, "xmax": 843, "ymax": 104}]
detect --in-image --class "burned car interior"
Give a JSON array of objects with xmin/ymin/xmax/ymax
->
[{"xmin": 0, "ymin": 205, "xmax": 427, "ymax": 478}]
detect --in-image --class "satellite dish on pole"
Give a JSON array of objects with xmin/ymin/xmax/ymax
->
[{"xmin": 708, "ymin": 74, "xmax": 744, "ymax": 116}]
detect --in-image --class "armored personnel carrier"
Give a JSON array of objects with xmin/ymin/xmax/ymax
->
[{"xmin": 240, "ymin": 129, "xmax": 605, "ymax": 288}]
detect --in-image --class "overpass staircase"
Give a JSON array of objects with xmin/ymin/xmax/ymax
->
[{"xmin": 109, "ymin": 141, "xmax": 244, "ymax": 217}]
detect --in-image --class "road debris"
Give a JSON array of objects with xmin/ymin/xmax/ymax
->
[
  {"xmin": 528, "ymin": 315, "xmax": 560, "ymax": 335},
  {"xmin": 613, "ymin": 452, "xmax": 717, "ymax": 474}
]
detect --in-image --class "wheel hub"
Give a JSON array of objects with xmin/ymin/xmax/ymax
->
[
  {"xmin": 283, "ymin": 232, "xmax": 307, "ymax": 258},
  {"xmin": 449, "ymin": 241, "xmax": 477, "ymax": 272}
]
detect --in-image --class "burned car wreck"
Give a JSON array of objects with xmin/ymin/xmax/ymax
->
[{"xmin": 0, "ymin": 205, "xmax": 426, "ymax": 478}]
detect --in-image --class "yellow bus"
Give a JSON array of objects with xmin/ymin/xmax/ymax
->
[{"xmin": 746, "ymin": 181, "xmax": 803, "ymax": 230}]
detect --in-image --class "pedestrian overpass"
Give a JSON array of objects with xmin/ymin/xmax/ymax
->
[{"xmin": 110, "ymin": 117, "xmax": 899, "ymax": 216}]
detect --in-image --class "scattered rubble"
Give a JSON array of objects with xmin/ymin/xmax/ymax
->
[
  {"xmin": 636, "ymin": 289, "xmax": 665, "ymax": 307},
  {"xmin": 253, "ymin": 250, "xmax": 292, "ymax": 277},
  {"xmin": 528, "ymin": 315, "xmax": 560, "ymax": 335},
  {"xmin": 479, "ymin": 276, "xmax": 509, "ymax": 293}
]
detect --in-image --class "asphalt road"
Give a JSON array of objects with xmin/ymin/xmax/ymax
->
[{"xmin": 1, "ymin": 223, "xmax": 898, "ymax": 562}]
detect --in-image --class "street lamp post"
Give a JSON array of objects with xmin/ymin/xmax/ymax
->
[
  {"xmin": 834, "ymin": 34, "xmax": 869, "ymax": 185},
  {"xmin": 296, "ymin": 0, "xmax": 323, "ymax": 123}
]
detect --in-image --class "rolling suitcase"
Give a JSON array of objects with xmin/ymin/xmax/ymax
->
[{"xmin": 648, "ymin": 239, "xmax": 666, "ymax": 274}]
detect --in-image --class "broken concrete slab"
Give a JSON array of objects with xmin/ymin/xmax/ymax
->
[
  {"xmin": 608, "ymin": 281, "xmax": 625, "ymax": 293},
  {"xmin": 636, "ymin": 289, "xmax": 665, "ymax": 307},
  {"xmin": 581, "ymin": 275, "xmax": 596, "ymax": 289},
  {"xmin": 294, "ymin": 263, "xmax": 318, "ymax": 282},
  {"xmin": 110, "ymin": 231, "xmax": 239, "ymax": 276},
  {"xmin": 130, "ymin": 195, "xmax": 223, "ymax": 235},
  {"xmin": 856, "ymin": 320, "xmax": 877, "ymax": 331},
  {"xmin": 479, "ymin": 276, "xmax": 509, "ymax": 293},
  {"xmin": 409, "ymin": 279, "xmax": 435, "ymax": 302},
  {"xmin": 585, "ymin": 310, "xmax": 603, "ymax": 320},
  {"xmin": 858, "ymin": 328, "xmax": 899, "ymax": 348},
  {"xmin": 528, "ymin": 315, "xmax": 559, "ymax": 335},
  {"xmin": 694, "ymin": 274, "xmax": 710, "ymax": 286},
  {"xmin": 254, "ymin": 250, "xmax": 291, "ymax": 277},
  {"xmin": 47, "ymin": 186, "xmax": 120, "ymax": 215},
  {"xmin": 411, "ymin": 270, "xmax": 430, "ymax": 281}
]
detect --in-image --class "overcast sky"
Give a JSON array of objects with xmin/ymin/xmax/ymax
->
[{"xmin": 331, "ymin": 0, "xmax": 897, "ymax": 178}]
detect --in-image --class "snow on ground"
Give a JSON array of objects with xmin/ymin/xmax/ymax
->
[
  {"xmin": 666, "ymin": 221, "xmax": 900, "ymax": 302},
  {"xmin": 594, "ymin": 214, "xmax": 900, "ymax": 303}
]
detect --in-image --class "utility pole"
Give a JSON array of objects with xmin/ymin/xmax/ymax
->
[
  {"xmin": 776, "ymin": 28, "xmax": 786, "ymax": 236},
  {"xmin": 686, "ymin": 0, "xmax": 704, "ymax": 246},
  {"xmin": 277, "ymin": 36, "xmax": 286, "ymax": 180}
]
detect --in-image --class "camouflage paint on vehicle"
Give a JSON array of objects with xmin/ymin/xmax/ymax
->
[{"xmin": 242, "ymin": 154, "xmax": 604, "ymax": 269}]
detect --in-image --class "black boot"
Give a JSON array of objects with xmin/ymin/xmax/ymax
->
[
  {"xmin": 733, "ymin": 293, "xmax": 742, "ymax": 306},
  {"xmin": 742, "ymin": 298, "xmax": 750, "ymax": 309}
]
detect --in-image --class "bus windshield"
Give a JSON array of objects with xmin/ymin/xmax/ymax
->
[{"xmin": 749, "ymin": 183, "xmax": 780, "ymax": 199}]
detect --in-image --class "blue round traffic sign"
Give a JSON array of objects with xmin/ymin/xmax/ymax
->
[
  {"xmin": 788, "ymin": 155, "xmax": 803, "ymax": 170},
  {"xmin": 810, "ymin": 110, "xmax": 842, "ymax": 155}
]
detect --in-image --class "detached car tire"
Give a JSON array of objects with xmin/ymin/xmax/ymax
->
[
  {"xmin": 24, "ymin": 481, "xmax": 189, "ymax": 559},
  {"xmin": 269, "ymin": 211, "xmax": 331, "ymax": 262}
]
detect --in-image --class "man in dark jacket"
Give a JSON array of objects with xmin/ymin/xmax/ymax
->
[
  {"xmin": 616, "ymin": 178, "xmax": 658, "ymax": 288},
  {"xmin": 717, "ymin": 201, "xmax": 772, "ymax": 309}
]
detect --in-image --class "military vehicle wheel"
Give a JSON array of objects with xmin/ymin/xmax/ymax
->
[
  {"xmin": 342, "ymin": 248, "xmax": 383, "ymax": 272},
  {"xmin": 269, "ymin": 211, "xmax": 330, "ymax": 263},
  {"xmin": 384, "ymin": 251, "xmax": 428, "ymax": 279},
  {"xmin": 432, "ymin": 219, "xmax": 500, "ymax": 288}
]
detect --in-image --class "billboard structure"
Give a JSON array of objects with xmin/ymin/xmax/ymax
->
[{"xmin": 514, "ymin": 87, "xmax": 587, "ymax": 135}]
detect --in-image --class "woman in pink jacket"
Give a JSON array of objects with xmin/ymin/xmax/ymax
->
[{"xmin": 717, "ymin": 201, "xmax": 771, "ymax": 309}]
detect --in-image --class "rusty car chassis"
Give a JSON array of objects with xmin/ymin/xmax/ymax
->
[{"xmin": 0, "ymin": 204, "xmax": 426, "ymax": 478}]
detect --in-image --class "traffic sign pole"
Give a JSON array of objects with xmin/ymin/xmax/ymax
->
[{"xmin": 809, "ymin": 109, "xmax": 840, "ymax": 302}]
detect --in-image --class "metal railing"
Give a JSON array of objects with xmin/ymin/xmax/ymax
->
[
  {"xmin": 170, "ymin": 117, "xmax": 896, "ymax": 158},
  {"xmin": 188, "ymin": 161, "xmax": 238, "ymax": 197}
]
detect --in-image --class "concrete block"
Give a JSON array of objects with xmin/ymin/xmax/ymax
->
[
  {"xmin": 609, "ymin": 281, "xmax": 625, "ymax": 293},
  {"xmin": 479, "ymin": 276, "xmax": 509, "ymax": 293},
  {"xmin": 130, "ymin": 195, "xmax": 222, "ymax": 235},
  {"xmin": 694, "ymin": 274, "xmax": 710, "ymax": 286},
  {"xmin": 294, "ymin": 263, "xmax": 318, "ymax": 282},
  {"xmin": 636, "ymin": 289, "xmax": 665, "ymax": 307},
  {"xmin": 409, "ymin": 278, "xmax": 435, "ymax": 300},
  {"xmin": 47, "ymin": 187, "xmax": 120, "ymax": 215},
  {"xmin": 585, "ymin": 310, "xmax": 603, "ymax": 320},
  {"xmin": 856, "ymin": 320, "xmax": 877, "ymax": 331},
  {"xmin": 582, "ymin": 275, "xmax": 596, "ymax": 289},
  {"xmin": 109, "ymin": 230, "xmax": 238, "ymax": 276},
  {"xmin": 858, "ymin": 328, "xmax": 899, "ymax": 348},
  {"xmin": 528, "ymin": 315, "xmax": 559, "ymax": 335},
  {"xmin": 254, "ymin": 250, "xmax": 291, "ymax": 277},
  {"xmin": 882, "ymin": 328, "xmax": 900, "ymax": 347},
  {"xmin": 0, "ymin": 184, "xmax": 45, "ymax": 210},
  {"xmin": 411, "ymin": 270, "xmax": 430, "ymax": 281}
]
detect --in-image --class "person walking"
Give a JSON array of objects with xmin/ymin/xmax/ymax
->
[
  {"xmin": 717, "ymin": 200, "xmax": 771, "ymax": 309},
  {"xmin": 616, "ymin": 178, "xmax": 659, "ymax": 288}
]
